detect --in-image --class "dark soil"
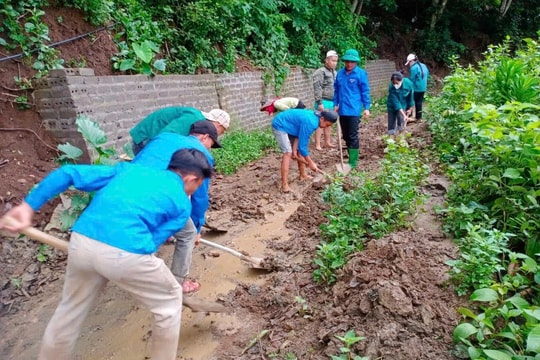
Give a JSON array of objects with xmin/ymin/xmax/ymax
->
[{"xmin": 0, "ymin": 7, "xmax": 464, "ymax": 360}]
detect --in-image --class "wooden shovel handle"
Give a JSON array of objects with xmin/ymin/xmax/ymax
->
[{"xmin": 1, "ymin": 216, "xmax": 69, "ymax": 252}]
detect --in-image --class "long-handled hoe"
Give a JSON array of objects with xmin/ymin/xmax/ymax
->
[{"xmin": 1, "ymin": 215, "xmax": 229, "ymax": 313}]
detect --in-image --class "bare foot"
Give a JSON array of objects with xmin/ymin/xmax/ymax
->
[
  {"xmin": 325, "ymin": 143, "xmax": 336, "ymax": 148},
  {"xmin": 281, "ymin": 186, "xmax": 291, "ymax": 193},
  {"xmin": 315, "ymin": 146, "xmax": 323, "ymax": 151},
  {"xmin": 299, "ymin": 174, "xmax": 314, "ymax": 181}
]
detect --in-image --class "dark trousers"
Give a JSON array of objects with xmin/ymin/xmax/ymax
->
[
  {"xmin": 132, "ymin": 140, "xmax": 148, "ymax": 156},
  {"xmin": 387, "ymin": 111, "xmax": 405, "ymax": 134},
  {"xmin": 339, "ymin": 115, "xmax": 360, "ymax": 149},
  {"xmin": 414, "ymin": 91, "xmax": 425, "ymax": 120}
]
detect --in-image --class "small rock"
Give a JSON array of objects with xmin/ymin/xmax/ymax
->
[{"xmin": 378, "ymin": 282, "xmax": 413, "ymax": 315}]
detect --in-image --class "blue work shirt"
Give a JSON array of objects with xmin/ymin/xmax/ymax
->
[
  {"xmin": 25, "ymin": 163, "xmax": 191, "ymax": 254},
  {"xmin": 409, "ymin": 62, "xmax": 429, "ymax": 92},
  {"xmin": 131, "ymin": 132, "xmax": 213, "ymax": 233},
  {"xmin": 334, "ymin": 66, "xmax": 371, "ymax": 116},
  {"xmin": 272, "ymin": 109, "xmax": 319, "ymax": 157}
]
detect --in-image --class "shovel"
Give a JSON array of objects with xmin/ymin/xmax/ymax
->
[
  {"xmin": 0, "ymin": 216, "xmax": 229, "ymax": 313},
  {"xmin": 336, "ymin": 120, "xmax": 351, "ymax": 175},
  {"xmin": 199, "ymin": 238, "xmax": 269, "ymax": 270}
]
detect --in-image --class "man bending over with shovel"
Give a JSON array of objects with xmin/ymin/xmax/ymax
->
[
  {"xmin": 130, "ymin": 106, "xmax": 230, "ymax": 155},
  {"xmin": 272, "ymin": 109, "xmax": 338, "ymax": 193},
  {"xmin": 132, "ymin": 121, "xmax": 221, "ymax": 294},
  {"xmin": 0, "ymin": 149, "xmax": 212, "ymax": 360}
]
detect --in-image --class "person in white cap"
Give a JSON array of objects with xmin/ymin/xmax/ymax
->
[
  {"xmin": 313, "ymin": 50, "xmax": 339, "ymax": 150},
  {"xmin": 404, "ymin": 53, "xmax": 429, "ymax": 121},
  {"xmin": 129, "ymin": 106, "xmax": 230, "ymax": 154}
]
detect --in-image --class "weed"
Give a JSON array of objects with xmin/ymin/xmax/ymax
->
[
  {"xmin": 14, "ymin": 95, "xmax": 31, "ymax": 110},
  {"xmin": 446, "ymin": 225, "xmax": 512, "ymax": 296},
  {"xmin": 65, "ymin": 56, "xmax": 87, "ymax": 68},
  {"xmin": 36, "ymin": 244, "xmax": 51, "ymax": 262},
  {"xmin": 10, "ymin": 278, "xmax": 22, "ymax": 289},
  {"xmin": 212, "ymin": 129, "xmax": 278, "ymax": 175},
  {"xmin": 294, "ymin": 296, "xmax": 311, "ymax": 318},
  {"xmin": 331, "ymin": 330, "xmax": 369, "ymax": 360}
]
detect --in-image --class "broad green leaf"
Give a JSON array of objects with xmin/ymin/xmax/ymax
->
[
  {"xmin": 454, "ymin": 323, "xmax": 478, "ymax": 341},
  {"xmin": 524, "ymin": 309, "xmax": 540, "ymax": 321},
  {"xmin": 457, "ymin": 307, "xmax": 478, "ymax": 320},
  {"xmin": 145, "ymin": 39, "xmax": 160, "ymax": 52},
  {"xmin": 470, "ymin": 288, "xmax": 499, "ymax": 302},
  {"xmin": 120, "ymin": 59, "xmax": 136, "ymax": 71},
  {"xmin": 0, "ymin": 37, "xmax": 7, "ymax": 46},
  {"xmin": 482, "ymin": 349, "xmax": 512, "ymax": 360},
  {"xmin": 506, "ymin": 296, "xmax": 530, "ymax": 309},
  {"xmin": 153, "ymin": 59, "xmax": 166, "ymax": 71},
  {"xmin": 24, "ymin": 22, "xmax": 35, "ymax": 32},
  {"xmin": 57, "ymin": 142, "xmax": 83, "ymax": 160},
  {"xmin": 496, "ymin": 332, "xmax": 517, "ymax": 342},
  {"xmin": 32, "ymin": 60, "xmax": 45, "ymax": 70},
  {"xmin": 60, "ymin": 209, "xmax": 76, "ymax": 231},
  {"xmin": 468, "ymin": 346, "xmax": 482, "ymax": 358},
  {"xmin": 527, "ymin": 325, "xmax": 540, "ymax": 353},
  {"xmin": 76, "ymin": 116, "xmax": 107, "ymax": 147},
  {"xmin": 502, "ymin": 168, "xmax": 521, "ymax": 179},
  {"xmin": 133, "ymin": 42, "xmax": 153, "ymax": 63}
]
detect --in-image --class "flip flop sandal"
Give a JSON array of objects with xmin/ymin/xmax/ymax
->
[{"xmin": 182, "ymin": 280, "xmax": 201, "ymax": 294}]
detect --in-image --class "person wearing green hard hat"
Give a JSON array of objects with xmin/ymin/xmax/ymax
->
[{"xmin": 333, "ymin": 48, "xmax": 371, "ymax": 169}]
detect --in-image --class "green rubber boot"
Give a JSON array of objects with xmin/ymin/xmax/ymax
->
[{"xmin": 348, "ymin": 148, "xmax": 359, "ymax": 168}]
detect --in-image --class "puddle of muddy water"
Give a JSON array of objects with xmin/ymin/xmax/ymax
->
[{"xmin": 62, "ymin": 199, "xmax": 302, "ymax": 359}]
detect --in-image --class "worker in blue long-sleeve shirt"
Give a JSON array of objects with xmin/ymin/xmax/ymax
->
[
  {"xmin": 0, "ymin": 149, "xmax": 212, "ymax": 360},
  {"xmin": 272, "ymin": 109, "xmax": 338, "ymax": 193},
  {"xmin": 132, "ymin": 120, "xmax": 221, "ymax": 294},
  {"xmin": 333, "ymin": 48, "xmax": 371, "ymax": 169}
]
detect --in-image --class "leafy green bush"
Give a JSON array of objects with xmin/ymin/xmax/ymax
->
[
  {"xmin": 58, "ymin": 0, "xmax": 114, "ymax": 25},
  {"xmin": 314, "ymin": 136, "xmax": 429, "ymax": 284},
  {"xmin": 446, "ymin": 225, "xmax": 512, "ymax": 296},
  {"xmin": 212, "ymin": 129, "xmax": 278, "ymax": 175},
  {"xmin": 453, "ymin": 254, "xmax": 540, "ymax": 359},
  {"xmin": 430, "ymin": 33, "xmax": 540, "ymax": 359},
  {"xmin": 430, "ymin": 35, "xmax": 540, "ymax": 256},
  {"xmin": 56, "ymin": 115, "xmax": 119, "ymax": 229}
]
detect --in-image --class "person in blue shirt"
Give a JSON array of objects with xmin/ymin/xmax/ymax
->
[
  {"xmin": 387, "ymin": 72, "xmax": 415, "ymax": 135},
  {"xmin": 132, "ymin": 120, "xmax": 221, "ymax": 294},
  {"xmin": 272, "ymin": 109, "xmax": 338, "ymax": 193},
  {"xmin": 333, "ymin": 48, "xmax": 371, "ymax": 169},
  {"xmin": 405, "ymin": 53, "xmax": 429, "ymax": 121},
  {"xmin": 0, "ymin": 149, "xmax": 212, "ymax": 360}
]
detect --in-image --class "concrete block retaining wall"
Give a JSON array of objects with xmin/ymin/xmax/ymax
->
[{"xmin": 34, "ymin": 60, "xmax": 397, "ymax": 159}]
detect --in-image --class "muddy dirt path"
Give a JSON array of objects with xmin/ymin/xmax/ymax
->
[{"xmin": 0, "ymin": 116, "xmax": 464, "ymax": 359}]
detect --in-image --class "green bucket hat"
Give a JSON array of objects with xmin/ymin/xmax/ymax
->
[{"xmin": 342, "ymin": 49, "xmax": 360, "ymax": 62}]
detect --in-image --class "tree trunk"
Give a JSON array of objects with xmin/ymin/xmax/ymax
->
[
  {"xmin": 351, "ymin": 0, "xmax": 364, "ymax": 28},
  {"xmin": 429, "ymin": 0, "xmax": 449, "ymax": 30},
  {"xmin": 499, "ymin": 0, "xmax": 512, "ymax": 17}
]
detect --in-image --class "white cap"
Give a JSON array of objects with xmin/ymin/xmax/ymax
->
[
  {"xmin": 405, "ymin": 53, "xmax": 416, "ymax": 65},
  {"xmin": 202, "ymin": 109, "xmax": 230, "ymax": 129},
  {"xmin": 326, "ymin": 50, "xmax": 338, "ymax": 58}
]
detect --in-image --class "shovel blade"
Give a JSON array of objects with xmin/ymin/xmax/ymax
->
[{"xmin": 336, "ymin": 163, "xmax": 351, "ymax": 175}]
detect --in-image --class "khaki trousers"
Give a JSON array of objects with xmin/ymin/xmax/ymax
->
[{"xmin": 38, "ymin": 232, "xmax": 183, "ymax": 360}]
